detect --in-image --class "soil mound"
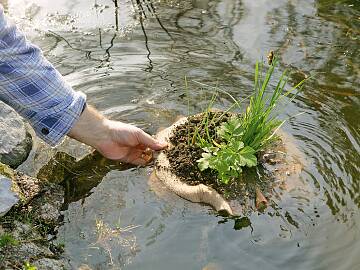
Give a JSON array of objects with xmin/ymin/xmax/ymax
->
[{"xmin": 154, "ymin": 113, "xmax": 304, "ymax": 216}]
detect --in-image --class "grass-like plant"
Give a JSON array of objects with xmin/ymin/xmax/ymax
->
[
  {"xmin": 0, "ymin": 233, "xmax": 18, "ymax": 248},
  {"xmin": 196, "ymin": 58, "xmax": 306, "ymax": 184}
]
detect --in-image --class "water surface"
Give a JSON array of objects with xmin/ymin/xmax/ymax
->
[{"xmin": 10, "ymin": 0, "xmax": 360, "ymax": 269}]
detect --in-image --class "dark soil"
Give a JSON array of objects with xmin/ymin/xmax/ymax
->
[{"xmin": 164, "ymin": 112, "xmax": 277, "ymax": 205}]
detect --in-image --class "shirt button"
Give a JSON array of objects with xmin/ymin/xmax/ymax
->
[{"xmin": 41, "ymin": 128, "xmax": 49, "ymax": 135}]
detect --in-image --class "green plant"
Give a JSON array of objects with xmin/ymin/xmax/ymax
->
[
  {"xmin": 23, "ymin": 262, "xmax": 37, "ymax": 270},
  {"xmin": 197, "ymin": 115, "xmax": 258, "ymax": 184},
  {"xmin": 197, "ymin": 58, "xmax": 306, "ymax": 184},
  {"xmin": 0, "ymin": 233, "xmax": 19, "ymax": 248}
]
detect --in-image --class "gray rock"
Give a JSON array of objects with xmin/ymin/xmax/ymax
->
[
  {"xmin": 14, "ymin": 171, "xmax": 42, "ymax": 201},
  {"xmin": 33, "ymin": 258, "xmax": 65, "ymax": 270},
  {"xmin": 38, "ymin": 202, "xmax": 61, "ymax": 224},
  {"xmin": 11, "ymin": 242, "xmax": 53, "ymax": 261},
  {"xmin": 0, "ymin": 176, "xmax": 19, "ymax": 217},
  {"xmin": 0, "ymin": 163, "xmax": 44, "ymax": 217},
  {"xmin": 12, "ymin": 221, "xmax": 42, "ymax": 240},
  {"xmin": 31, "ymin": 184, "xmax": 64, "ymax": 224},
  {"xmin": 0, "ymin": 102, "xmax": 32, "ymax": 168}
]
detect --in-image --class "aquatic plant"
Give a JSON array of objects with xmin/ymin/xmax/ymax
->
[
  {"xmin": 196, "ymin": 58, "xmax": 306, "ymax": 184},
  {"xmin": 92, "ymin": 219, "xmax": 140, "ymax": 265}
]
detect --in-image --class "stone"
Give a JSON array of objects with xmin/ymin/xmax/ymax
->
[
  {"xmin": 0, "ymin": 176, "xmax": 19, "ymax": 217},
  {"xmin": 37, "ymin": 202, "xmax": 61, "ymax": 224},
  {"xmin": 32, "ymin": 258, "xmax": 65, "ymax": 270},
  {"xmin": 0, "ymin": 164, "xmax": 66, "ymax": 269},
  {"xmin": 0, "ymin": 102, "xmax": 33, "ymax": 168},
  {"xmin": 14, "ymin": 171, "xmax": 42, "ymax": 200},
  {"xmin": 12, "ymin": 221, "xmax": 41, "ymax": 240},
  {"xmin": 31, "ymin": 184, "xmax": 64, "ymax": 224},
  {"xmin": 11, "ymin": 242, "xmax": 53, "ymax": 261},
  {"xmin": 0, "ymin": 163, "xmax": 43, "ymax": 217},
  {"xmin": 262, "ymin": 152, "xmax": 277, "ymax": 162}
]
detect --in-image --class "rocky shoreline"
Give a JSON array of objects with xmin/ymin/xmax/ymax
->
[
  {"xmin": 0, "ymin": 102, "xmax": 67, "ymax": 269},
  {"xmin": 0, "ymin": 169, "xmax": 66, "ymax": 269}
]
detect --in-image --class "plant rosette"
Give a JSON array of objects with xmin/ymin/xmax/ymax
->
[{"xmin": 152, "ymin": 112, "xmax": 305, "ymax": 216}]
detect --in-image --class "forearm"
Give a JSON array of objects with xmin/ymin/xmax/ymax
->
[
  {"xmin": 0, "ymin": 6, "xmax": 165, "ymax": 163},
  {"xmin": 68, "ymin": 105, "xmax": 110, "ymax": 150}
]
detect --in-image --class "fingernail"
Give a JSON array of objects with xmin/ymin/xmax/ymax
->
[{"xmin": 158, "ymin": 141, "xmax": 168, "ymax": 148}]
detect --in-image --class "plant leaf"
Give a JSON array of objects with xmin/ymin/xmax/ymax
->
[
  {"xmin": 197, "ymin": 153, "xmax": 211, "ymax": 171},
  {"xmin": 239, "ymin": 146, "xmax": 257, "ymax": 167}
]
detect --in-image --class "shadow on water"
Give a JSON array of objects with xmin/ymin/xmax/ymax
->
[
  {"xmin": 10, "ymin": 0, "xmax": 360, "ymax": 269},
  {"xmin": 37, "ymin": 151, "xmax": 133, "ymax": 205}
]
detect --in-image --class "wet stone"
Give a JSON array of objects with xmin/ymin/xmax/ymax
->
[
  {"xmin": 0, "ymin": 102, "xmax": 32, "ymax": 168},
  {"xmin": 0, "ymin": 163, "xmax": 46, "ymax": 217},
  {"xmin": 262, "ymin": 152, "xmax": 277, "ymax": 162},
  {"xmin": 0, "ymin": 176, "xmax": 19, "ymax": 217},
  {"xmin": 31, "ymin": 184, "xmax": 64, "ymax": 224},
  {"xmin": 12, "ymin": 221, "xmax": 41, "ymax": 240},
  {"xmin": 11, "ymin": 242, "xmax": 53, "ymax": 261},
  {"xmin": 33, "ymin": 258, "xmax": 65, "ymax": 270}
]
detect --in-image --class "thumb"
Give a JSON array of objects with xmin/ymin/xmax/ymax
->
[{"xmin": 137, "ymin": 130, "xmax": 167, "ymax": 150}]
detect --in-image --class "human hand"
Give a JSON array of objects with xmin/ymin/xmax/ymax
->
[
  {"xmin": 68, "ymin": 106, "xmax": 167, "ymax": 165},
  {"xmin": 95, "ymin": 120, "xmax": 167, "ymax": 164}
]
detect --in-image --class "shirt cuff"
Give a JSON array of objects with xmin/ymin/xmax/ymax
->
[{"xmin": 31, "ymin": 91, "xmax": 87, "ymax": 146}]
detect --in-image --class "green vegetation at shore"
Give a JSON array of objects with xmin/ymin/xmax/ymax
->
[{"xmin": 0, "ymin": 233, "xmax": 18, "ymax": 249}]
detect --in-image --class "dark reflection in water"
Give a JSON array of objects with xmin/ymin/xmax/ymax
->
[
  {"xmin": 11, "ymin": 0, "xmax": 360, "ymax": 269},
  {"xmin": 37, "ymin": 151, "xmax": 133, "ymax": 204}
]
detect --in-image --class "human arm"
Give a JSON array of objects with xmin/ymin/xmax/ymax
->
[{"xmin": 0, "ymin": 6, "xmax": 166, "ymax": 164}]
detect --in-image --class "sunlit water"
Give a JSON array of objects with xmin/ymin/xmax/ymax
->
[{"xmin": 9, "ymin": 0, "xmax": 360, "ymax": 269}]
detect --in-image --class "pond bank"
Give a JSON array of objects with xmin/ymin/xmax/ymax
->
[
  {"xmin": 0, "ymin": 163, "xmax": 66, "ymax": 269},
  {"xmin": 0, "ymin": 147, "xmax": 128, "ymax": 269}
]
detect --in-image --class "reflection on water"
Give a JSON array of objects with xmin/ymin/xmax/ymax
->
[{"xmin": 11, "ymin": 0, "xmax": 360, "ymax": 269}]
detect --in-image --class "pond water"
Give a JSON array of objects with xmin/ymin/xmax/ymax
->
[{"xmin": 8, "ymin": 0, "xmax": 360, "ymax": 269}]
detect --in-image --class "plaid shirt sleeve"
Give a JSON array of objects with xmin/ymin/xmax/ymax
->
[{"xmin": 0, "ymin": 6, "xmax": 86, "ymax": 146}]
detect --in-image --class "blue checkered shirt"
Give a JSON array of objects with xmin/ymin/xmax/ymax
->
[{"xmin": 0, "ymin": 6, "xmax": 86, "ymax": 146}]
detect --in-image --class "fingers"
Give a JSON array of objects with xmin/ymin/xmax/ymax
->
[
  {"xmin": 125, "ymin": 148, "xmax": 153, "ymax": 166},
  {"xmin": 100, "ymin": 145, "xmax": 153, "ymax": 165},
  {"xmin": 137, "ymin": 130, "xmax": 167, "ymax": 151},
  {"xmin": 96, "ymin": 122, "xmax": 167, "ymax": 164}
]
